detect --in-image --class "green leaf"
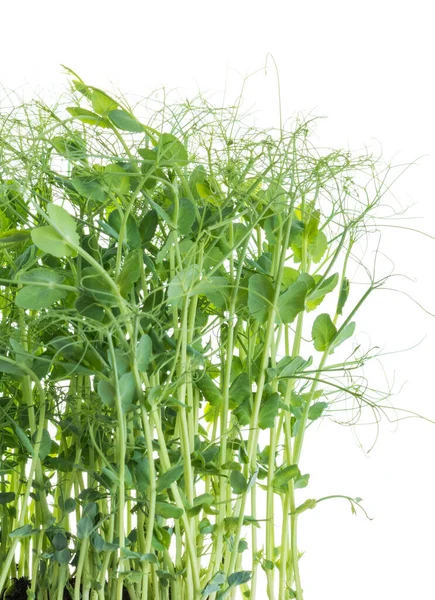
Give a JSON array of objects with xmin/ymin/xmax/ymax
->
[
  {"xmin": 230, "ymin": 470, "xmax": 248, "ymax": 494},
  {"xmin": 310, "ymin": 230, "xmax": 328, "ymax": 263},
  {"xmin": 83, "ymin": 502, "xmax": 98, "ymax": 518},
  {"xmin": 51, "ymin": 135, "xmax": 86, "ymax": 162},
  {"xmin": 306, "ymin": 272, "xmax": 339, "ymax": 309},
  {"xmin": 137, "ymin": 147, "xmax": 157, "ymax": 162},
  {"xmin": 91, "ymin": 89, "xmax": 118, "ymax": 115},
  {"xmin": 109, "ymin": 349, "xmax": 130, "ymax": 376},
  {"xmin": 90, "ymin": 532, "xmax": 105, "ymax": 552},
  {"xmin": 108, "ymin": 109, "xmax": 144, "ymax": 133},
  {"xmin": 103, "ymin": 163, "xmax": 130, "ymax": 195},
  {"xmin": 0, "ymin": 492, "xmax": 15, "ymax": 504},
  {"xmin": 258, "ymin": 393, "xmax": 280, "ymax": 429},
  {"xmin": 167, "ymin": 265, "xmax": 200, "ymax": 308},
  {"xmin": 202, "ymin": 571, "xmax": 226, "ymax": 595},
  {"xmin": 138, "ymin": 148, "xmax": 165, "ymax": 190},
  {"xmin": 238, "ymin": 539, "xmax": 248, "ymax": 553},
  {"xmin": 140, "ymin": 553, "xmax": 158, "ymax": 564},
  {"xmin": 139, "ymin": 209, "xmax": 158, "ymax": 243},
  {"xmin": 193, "ymin": 493, "xmax": 214, "ymax": 507},
  {"xmin": 119, "ymin": 372, "xmax": 136, "ymax": 410},
  {"xmin": 276, "ymin": 275, "xmax": 314, "ymax": 324},
  {"xmin": 77, "ymin": 516, "xmax": 93, "ymax": 538},
  {"xmin": 281, "ymin": 267, "xmax": 300, "ymax": 289},
  {"xmin": 146, "ymin": 197, "xmax": 172, "ymax": 225},
  {"xmin": 122, "ymin": 548, "xmax": 158, "ymax": 563},
  {"xmin": 8, "ymin": 338, "xmax": 30, "ymax": 366},
  {"xmin": 188, "ymin": 165, "xmax": 206, "ymax": 199},
  {"xmin": 118, "ymin": 251, "xmax": 141, "ymax": 297},
  {"xmin": 156, "ymin": 133, "xmax": 189, "ymax": 166},
  {"xmin": 101, "ymin": 467, "xmax": 119, "ymax": 487},
  {"xmin": 156, "ymin": 463, "xmax": 184, "ymax": 492},
  {"xmin": 9, "ymin": 524, "xmax": 33, "ymax": 539},
  {"xmin": 308, "ymin": 402, "xmax": 328, "ymax": 421},
  {"xmin": 177, "ymin": 197, "xmax": 196, "ymax": 234},
  {"xmin": 52, "ymin": 532, "xmax": 68, "ymax": 551},
  {"xmin": 47, "ymin": 203, "xmax": 79, "ymax": 242},
  {"xmin": 31, "ymin": 226, "xmax": 76, "ymax": 258},
  {"xmin": 75, "ymin": 294, "xmax": 105, "ymax": 321},
  {"xmin": 37, "ymin": 429, "xmax": 52, "ymax": 460},
  {"xmin": 294, "ymin": 473, "xmax": 310, "ymax": 489},
  {"xmin": 330, "ymin": 321, "xmax": 356, "ymax": 352},
  {"xmin": 49, "ymin": 336, "xmax": 105, "ymax": 371},
  {"xmin": 337, "ymin": 277, "xmax": 350, "ymax": 315},
  {"xmin": 135, "ymin": 458, "xmax": 150, "ymax": 493},
  {"xmin": 136, "ymin": 335, "xmax": 152, "ymax": 371},
  {"xmin": 15, "ymin": 286, "xmax": 67, "ymax": 310},
  {"xmin": 312, "ymin": 314, "xmax": 337, "ymax": 351},
  {"xmin": 14, "ymin": 422, "xmax": 35, "ymax": 455},
  {"xmin": 64, "ymin": 498, "xmax": 76, "ymax": 513},
  {"xmin": 276, "ymin": 356, "xmax": 312, "ymax": 379},
  {"xmin": 67, "ymin": 106, "xmax": 111, "ymax": 128},
  {"xmin": 19, "ymin": 267, "xmax": 64, "ymax": 285},
  {"xmin": 0, "ymin": 359, "xmax": 25, "ymax": 375},
  {"xmin": 155, "ymin": 501, "xmax": 184, "ymax": 519},
  {"xmin": 196, "ymin": 182, "xmax": 220, "ymax": 206},
  {"xmin": 217, "ymin": 571, "xmax": 252, "ymax": 599},
  {"xmin": 229, "ymin": 373, "xmax": 251, "ymax": 409},
  {"xmin": 81, "ymin": 267, "xmax": 118, "ymax": 306},
  {"xmin": 259, "ymin": 181, "xmax": 287, "ymax": 213},
  {"xmin": 194, "ymin": 276, "xmax": 230, "ymax": 309},
  {"xmin": 15, "ymin": 267, "xmax": 68, "ymax": 309},
  {"xmin": 71, "ymin": 178, "xmax": 107, "ymax": 202},
  {"xmin": 97, "ymin": 380, "xmax": 115, "ymax": 408},
  {"xmin": 54, "ymin": 548, "xmax": 71, "ymax": 565},
  {"xmin": 248, "ymin": 274, "xmax": 274, "ymax": 323},
  {"xmin": 195, "ymin": 373, "xmax": 222, "ymax": 407},
  {"xmin": 272, "ymin": 465, "xmax": 300, "ymax": 492},
  {"xmin": 227, "ymin": 571, "xmax": 252, "ymax": 587},
  {"xmin": 264, "ymin": 215, "xmax": 281, "ymax": 245},
  {"xmin": 233, "ymin": 396, "xmax": 252, "ymax": 426},
  {"xmin": 199, "ymin": 518, "xmax": 215, "ymax": 535},
  {"xmin": 0, "ymin": 228, "xmax": 31, "ymax": 245},
  {"xmin": 108, "ymin": 210, "xmax": 141, "ymax": 249}
]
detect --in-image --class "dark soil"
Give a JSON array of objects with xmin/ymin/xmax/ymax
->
[
  {"xmin": 2, "ymin": 578, "xmax": 130, "ymax": 600},
  {"xmin": 1, "ymin": 577, "xmax": 30, "ymax": 600}
]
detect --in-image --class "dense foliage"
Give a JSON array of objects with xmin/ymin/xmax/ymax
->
[{"xmin": 0, "ymin": 71, "xmax": 395, "ymax": 599}]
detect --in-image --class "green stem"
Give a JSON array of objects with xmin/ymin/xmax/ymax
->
[{"xmin": 74, "ymin": 537, "xmax": 89, "ymax": 600}]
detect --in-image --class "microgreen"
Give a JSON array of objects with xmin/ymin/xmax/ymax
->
[{"xmin": 0, "ymin": 69, "xmax": 416, "ymax": 600}]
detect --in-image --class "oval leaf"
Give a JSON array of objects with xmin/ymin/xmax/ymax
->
[
  {"xmin": 9, "ymin": 524, "xmax": 33, "ymax": 539},
  {"xmin": 0, "ymin": 492, "xmax": 16, "ymax": 505},
  {"xmin": 47, "ymin": 203, "xmax": 79, "ymax": 245},
  {"xmin": 312, "ymin": 314, "xmax": 337, "ymax": 351},
  {"xmin": 108, "ymin": 109, "xmax": 144, "ymax": 133},
  {"xmin": 31, "ymin": 226, "xmax": 76, "ymax": 258},
  {"xmin": 136, "ymin": 334, "xmax": 152, "ymax": 371},
  {"xmin": 156, "ymin": 463, "xmax": 184, "ymax": 493},
  {"xmin": 248, "ymin": 274, "xmax": 274, "ymax": 323},
  {"xmin": 229, "ymin": 470, "xmax": 247, "ymax": 495},
  {"xmin": 155, "ymin": 501, "xmax": 184, "ymax": 519}
]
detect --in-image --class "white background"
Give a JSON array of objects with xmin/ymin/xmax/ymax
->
[{"xmin": 1, "ymin": 1, "xmax": 435, "ymax": 598}]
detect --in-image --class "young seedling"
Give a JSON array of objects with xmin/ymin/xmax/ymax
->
[{"xmin": 0, "ymin": 68, "xmax": 422, "ymax": 600}]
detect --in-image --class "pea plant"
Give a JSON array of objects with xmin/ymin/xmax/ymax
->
[{"xmin": 0, "ymin": 69, "xmax": 405, "ymax": 600}]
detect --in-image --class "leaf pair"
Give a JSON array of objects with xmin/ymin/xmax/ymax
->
[
  {"xmin": 312, "ymin": 313, "xmax": 355, "ymax": 353},
  {"xmin": 31, "ymin": 203, "xmax": 79, "ymax": 258}
]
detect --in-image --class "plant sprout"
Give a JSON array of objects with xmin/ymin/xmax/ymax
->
[{"xmin": 0, "ymin": 67, "xmax": 421, "ymax": 600}]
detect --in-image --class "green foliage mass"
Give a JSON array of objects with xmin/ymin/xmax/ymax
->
[{"xmin": 0, "ymin": 69, "xmax": 401, "ymax": 600}]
